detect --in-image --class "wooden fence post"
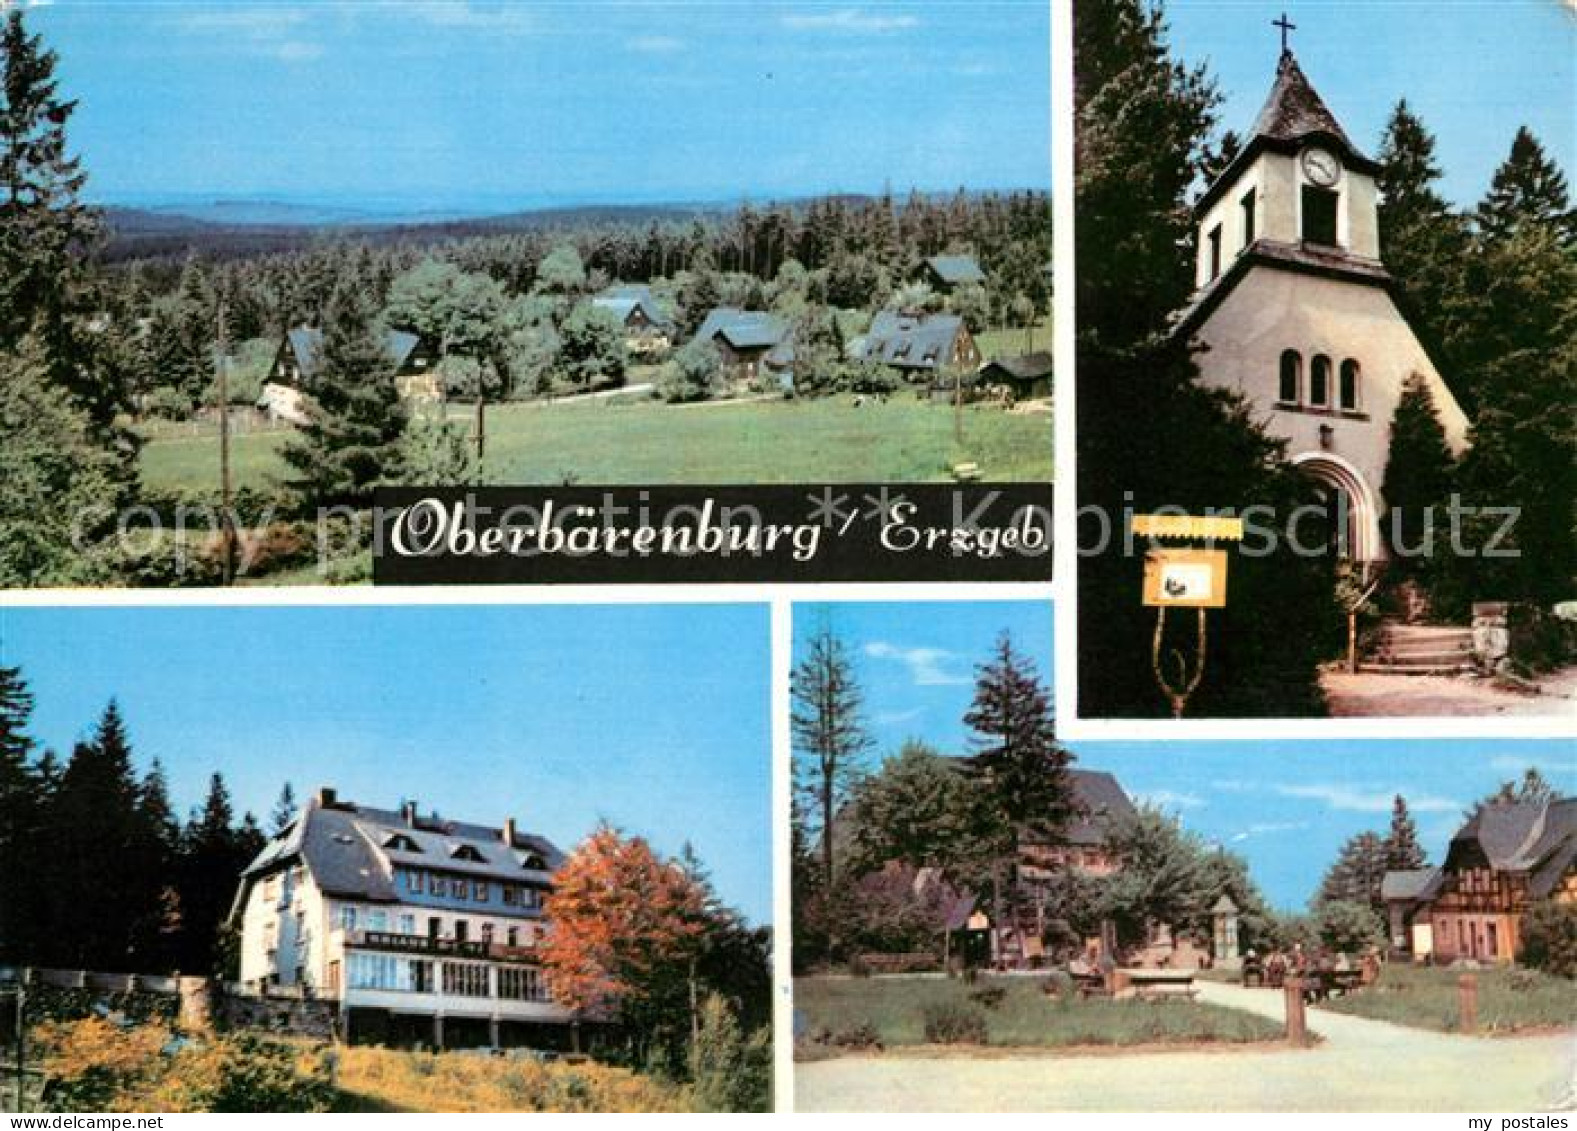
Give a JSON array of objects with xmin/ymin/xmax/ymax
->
[{"xmin": 1458, "ymin": 972, "xmax": 1478, "ymax": 1034}]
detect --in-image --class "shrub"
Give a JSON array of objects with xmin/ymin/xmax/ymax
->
[
  {"xmin": 143, "ymin": 386, "xmax": 194, "ymax": 420},
  {"xmin": 689, "ymin": 994, "xmax": 771, "ymax": 1113},
  {"xmin": 658, "ymin": 339, "xmax": 722, "ymax": 404},
  {"xmin": 1520, "ymin": 899, "xmax": 1577, "ymax": 978},
  {"xmin": 828, "ymin": 1022, "xmax": 881, "ymax": 1050},
  {"xmin": 920, "ymin": 1001, "xmax": 988, "ymax": 1045},
  {"xmin": 967, "ymin": 986, "xmax": 1007, "ymax": 1010}
]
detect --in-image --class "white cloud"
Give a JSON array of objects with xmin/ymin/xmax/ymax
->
[
  {"xmin": 275, "ymin": 40, "xmax": 325, "ymax": 62},
  {"xmin": 781, "ymin": 8, "xmax": 919, "ymax": 33},
  {"xmin": 1138, "ymin": 789, "xmax": 1205, "ymax": 810},
  {"xmin": 404, "ymin": 2, "xmax": 536, "ymax": 32},
  {"xmin": 1489, "ymin": 753, "xmax": 1577, "ymax": 778},
  {"xmin": 175, "ymin": 9, "xmax": 310, "ymax": 35},
  {"xmin": 874, "ymin": 708, "xmax": 925, "ymax": 727},
  {"xmin": 1273, "ymin": 783, "xmax": 1459, "ymax": 814},
  {"xmin": 864, "ymin": 641, "xmax": 970, "ymax": 687},
  {"xmin": 627, "ymin": 35, "xmax": 686, "ymax": 54},
  {"xmin": 1228, "ymin": 821, "xmax": 1310, "ymax": 843}
]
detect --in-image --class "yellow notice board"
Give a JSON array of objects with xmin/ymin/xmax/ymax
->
[
  {"xmin": 1142, "ymin": 547, "xmax": 1228, "ymax": 608},
  {"xmin": 1131, "ymin": 514, "xmax": 1245, "ymax": 542}
]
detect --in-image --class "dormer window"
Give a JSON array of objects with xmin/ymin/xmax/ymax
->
[
  {"xmin": 450, "ymin": 844, "xmax": 485, "ymax": 863},
  {"xmin": 383, "ymin": 833, "xmax": 421, "ymax": 853},
  {"xmin": 521, "ymin": 852, "xmax": 546, "ymax": 871}
]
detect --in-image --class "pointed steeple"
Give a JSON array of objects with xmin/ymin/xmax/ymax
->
[{"xmin": 1250, "ymin": 51, "xmax": 1366, "ymax": 160}]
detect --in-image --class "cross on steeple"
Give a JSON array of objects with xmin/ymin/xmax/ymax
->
[{"xmin": 1274, "ymin": 12, "xmax": 1297, "ymax": 54}]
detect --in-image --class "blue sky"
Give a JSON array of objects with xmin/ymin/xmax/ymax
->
[
  {"xmin": 794, "ymin": 599, "xmax": 1574, "ymax": 911},
  {"xmin": 1164, "ymin": 0, "xmax": 1575, "ymax": 207},
  {"xmin": 0, "ymin": 603, "xmax": 773, "ymax": 925},
  {"xmin": 25, "ymin": 1, "xmax": 1051, "ymax": 208}
]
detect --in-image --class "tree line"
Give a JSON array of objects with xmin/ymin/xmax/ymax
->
[
  {"xmin": 0, "ymin": 664, "xmax": 279, "ymax": 976},
  {"xmin": 1076, "ymin": 0, "xmax": 1574, "ymax": 718}
]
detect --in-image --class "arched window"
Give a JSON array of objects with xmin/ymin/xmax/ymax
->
[
  {"xmin": 1339, "ymin": 359, "xmax": 1361, "ymax": 411},
  {"xmin": 1278, "ymin": 349, "xmax": 1302, "ymax": 404},
  {"xmin": 1310, "ymin": 354, "xmax": 1332, "ymax": 407}
]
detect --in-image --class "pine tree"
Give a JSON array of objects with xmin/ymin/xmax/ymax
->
[
  {"xmin": 1380, "ymin": 371, "xmax": 1457, "ymax": 571},
  {"xmin": 281, "ymin": 281, "xmax": 406, "ymax": 509},
  {"xmin": 1477, "ymin": 126, "xmax": 1576, "ymax": 247},
  {"xmin": 1384, "ymin": 795, "xmax": 1427, "ymax": 871},
  {"xmin": 270, "ymin": 782, "xmax": 298, "ymax": 836},
  {"xmin": 790, "ymin": 621, "xmax": 873, "ymax": 891},
  {"xmin": 0, "ymin": 9, "xmax": 109, "ymax": 424},
  {"xmin": 1315, "ymin": 831, "xmax": 1391, "ymax": 913}
]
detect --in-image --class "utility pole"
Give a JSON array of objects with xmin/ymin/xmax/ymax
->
[{"xmin": 217, "ymin": 304, "xmax": 236, "ymax": 586}]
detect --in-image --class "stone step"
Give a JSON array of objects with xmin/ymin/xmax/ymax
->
[
  {"xmin": 1358, "ymin": 660, "xmax": 1475, "ymax": 675},
  {"xmin": 1376, "ymin": 639, "xmax": 1475, "ymax": 659},
  {"xmin": 1377, "ymin": 624, "xmax": 1474, "ymax": 640}
]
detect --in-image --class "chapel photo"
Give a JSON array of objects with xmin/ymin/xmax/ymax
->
[{"xmin": 1073, "ymin": 0, "xmax": 1575, "ymax": 720}]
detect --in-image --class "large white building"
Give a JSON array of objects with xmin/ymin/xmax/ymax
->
[
  {"xmin": 1173, "ymin": 48, "xmax": 1470, "ymax": 561},
  {"xmin": 231, "ymin": 787, "xmax": 576, "ymax": 1049}
]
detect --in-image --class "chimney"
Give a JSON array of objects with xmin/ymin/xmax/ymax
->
[
  {"xmin": 316, "ymin": 786, "xmax": 337, "ymax": 809},
  {"xmin": 502, "ymin": 817, "xmax": 517, "ymax": 847},
  {"xmin": 402, "ymin": 800, "xmax": 419, "ymax": 827}
]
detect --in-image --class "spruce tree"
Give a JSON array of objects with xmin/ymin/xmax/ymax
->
[
  {"xmin": 1384, "ymin": 795, "xmax": 1427, "ymax": 871},
  {"xmin": 270, "ymin": 781, "xmax": 298, "ymax": 836},
  {"xmin": 282, "ymin": 282, "xmax": 406, "ymax": 510},
  {"xmin": 0, "ymin": 665, "xmax": 38, "ymax": 961},
  {"xmin": 1315, "ymin": 830, "xmax": 1391, "ymax": 914},
  {"xmin": 789, "ymin": 621, "xmax": 873, "ymax": 891},
  {"xmin": 1477, "ymin": 126, "xmax": 1576, "ymax": 247}
]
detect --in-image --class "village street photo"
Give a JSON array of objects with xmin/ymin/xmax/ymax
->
[
  {"xmin": 786, "ymin": 600, "xmax": 1575, "ymax": 1110},
  {"xmin": 0, "ymin": 1, "xmax": 1053, "ymax": 587},
  {"xmin": 0, "ymin": 603, "xmax": 773, "ymax": 1112},
  {"xmin": 1074, "ymin": 0, "xmax": 1575, "ymax": 718}
]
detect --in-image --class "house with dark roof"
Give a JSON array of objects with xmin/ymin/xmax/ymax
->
[
  {"xmin": 230, "ymin": 787, "xmax": 575, "ymax": 1049},
  {"xmin": 1018, "ymin": 769, "xmax": 1137, "ymax": 884},
  {"xmin": 919, "ymin": 254, "xmax": 986, "ymax": 291},
  {"xmin": 976, "ymin": 351, "xmax": 1053, "ymax": 402},
  {"xmin": 692, "ymin": 307, "xmax": 794, "ymax": 385},
  {"xmin": 260, "ymin": 326, "xmax": 442, "ymax": 423},
  {"xmin": 1381, "ymin": 795, "xmax": 1576, "ymax": 962},
  {"xmin": 857, "ymin": 311, "xmax": 980, "ymax": 381},
  {"xmin": 592, "ymin": 285, "xmax": 674, "ymax": 355}
]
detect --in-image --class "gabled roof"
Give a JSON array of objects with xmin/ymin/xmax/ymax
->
[
  {"xmin": 284, "ymin": 327, "xmax": 423, "ymax": 378},
  {"xmin": 1194, "ymin": 50, "xmax": 1380, "ymax": 217},
  {"xmin": 860, "ymin": 311, "xmax": 967, "ymax": 371},
  {"xmin": 924, "ymin": 254, "xmax": 986, "ymax": 286},
  {"xmin": 694, "ymin": 307, "xmax": 789, "ymax": 351},
  {"xmin": 1443, "ymin": 795, "xmax": 1577, "ymax": 899},
  {"xmin": 1529, "ymin": 799, "xmax": 1577, "ymax": 899},
  {"xmin": 238, "ymin": 791, "xmax": 563, "ymax": 905},
  {"xmin": 593, "ymin": 284, "xmax": 671, "ymax": 329},
  {"xmin": 1063, "ymin": 768, "xmax": 1137, "ymax": 846}
]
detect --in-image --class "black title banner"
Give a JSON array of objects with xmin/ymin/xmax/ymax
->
[{"xmin": 370, "ymin": 485, "xmax": 1053, "ymax": 584}]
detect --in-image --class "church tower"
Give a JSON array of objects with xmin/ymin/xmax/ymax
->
[{"xmin": 1174, "ymin": 47, "xmax": 1470, "ymax": 561}]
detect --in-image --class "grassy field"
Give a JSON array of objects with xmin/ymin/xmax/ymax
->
[
  {"xmin": 332, "ymin": 1046, "xmax": 692, "ymax": 1113},
  {"xmin": 794, "ymin": 976, "xmax": 1282, "ymax": 1055},
  {"xmin": 1320, "ymin": 964, "xmax": 1577, "ymax": 1035},
  {"xmin": 137, "ymin": 394, "xmax": 1053, "ymax": 492}
]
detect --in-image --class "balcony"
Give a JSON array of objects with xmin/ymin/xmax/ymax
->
[{"xmin": 345, "ymin": 930, "xmax": 542, "ymax": 965}]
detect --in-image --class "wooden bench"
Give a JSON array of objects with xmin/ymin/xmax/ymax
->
[
  {"xmin": 951, "ymin": 461, "xmax": 983, "ymax": 482},
  {"xmin": 1127, "ymin": 970, "xmax": 1199, "ymax": 1001},
  {"xmin": 1302, "ymin": 968, "xmax": 1364, "ymax": 1001},
  {"xmin": 1067, "ymin": 968, "xmax": 1112, "ymax": 999}
]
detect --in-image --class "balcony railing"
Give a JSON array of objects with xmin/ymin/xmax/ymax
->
[{"xmin": 345, "ymin": 930, "xmax": 542, "ymax": 964}]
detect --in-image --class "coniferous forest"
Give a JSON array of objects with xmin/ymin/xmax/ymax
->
[{"xmin": 1075, "ymin": 0, "xmax": 1576, "ymax": 718}]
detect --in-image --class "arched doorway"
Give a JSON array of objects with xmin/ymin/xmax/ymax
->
[{"xmin": 1292, "ymin": 452, "xmax": 1380, "ymax": 561}]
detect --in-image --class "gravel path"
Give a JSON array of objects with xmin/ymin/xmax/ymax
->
[
  {"xmin": 1322, "ymin": 667, "xmax": 1577, "ymax": 717},
  {"xmin": 794, "ymin": 981, "xmax": 1576, "ymax": 1112}
]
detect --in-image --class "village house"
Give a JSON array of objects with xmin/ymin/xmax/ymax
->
[
  {"xmin": 975, "ymin": 351, "xmax": 1053, "ymax": 402},
  {"xmin": 1172, "ymin": 48, "xmax": 1470, "ymax": 561},
  {"xmin": 918, "ymin": 253, "xmax": 986, "ymax": 292},
  {"xmin": 693, "ymin": 307, "xmax": 794, "ymax": 386},
  {"xmin": 592, "ymin": 284, "xmax": 674, "ymax": 355},
  {"xmin": 259, "ymin": 326, "xmax": 442, "ymax": 424},
  {"xmin": 230, "ymin": 788, "xmax": 577, "ymax": 1050},
  {"xmin": 857, "ymin": 311, "xmax": 980, "ymax": 386},
  {"xmin": 1382, "ymin": 794, "xmax": 1576, "ymax": 963}
]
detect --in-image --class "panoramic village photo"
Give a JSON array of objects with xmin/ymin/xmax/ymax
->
[
  {"xmin": 0, "ymin": 1, "xmax": 1053, "ymax": 588},
  {"xmin": 787, "ymin": 599, "xmax": 1575, "ymax": 1111},
  {"xmin": 0, "ymin": 603, "xmax": 774, "ymax": 1112},
  {"xmin": 1074, "ymin": 1, "xmax": 1575, "ymax": 718}
]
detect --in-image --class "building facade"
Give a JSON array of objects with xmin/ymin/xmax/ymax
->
[
  {"xmin": 260, "ymin": 327, "xmax": 443, "ymax": 424},
  {"xmin": 1383, "ymin": 795, "xmax": 1576, "ymax": 963},
  {"xmin": 1173, "ymin": 50, "xmax": 1471, "ymax": 561},
  {"xmin": 231, "ymin": 788, "xmax": 576, "ymax": 1049}
]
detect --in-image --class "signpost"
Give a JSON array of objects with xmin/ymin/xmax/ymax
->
[{"xmin": 1132, "ymin": 515, "xmax": 1242, "ymax": 718}]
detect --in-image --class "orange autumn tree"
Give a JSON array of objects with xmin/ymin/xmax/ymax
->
[{"xmin": 541, "ymin": 824, "xmax": 712, "ymax": 1053}]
